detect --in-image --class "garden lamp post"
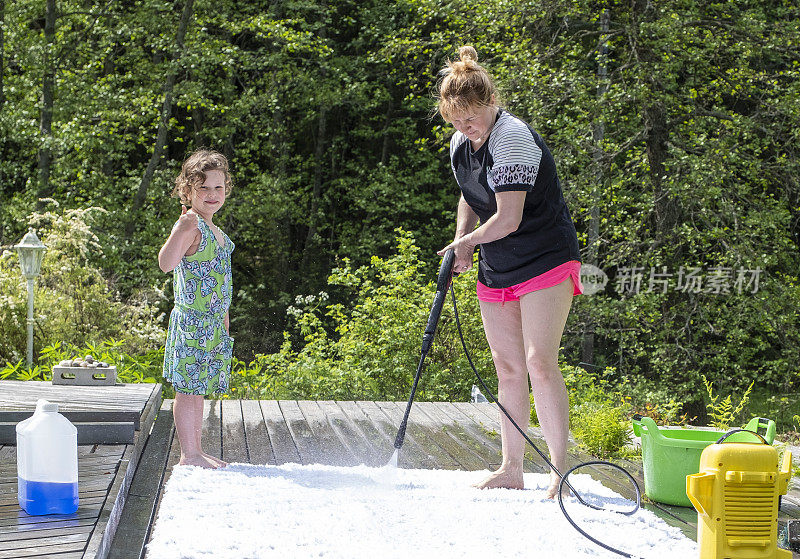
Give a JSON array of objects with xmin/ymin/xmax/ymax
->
[{"xmin": 14, "ymin": 230, "xmax": 46, "ymax": 369}]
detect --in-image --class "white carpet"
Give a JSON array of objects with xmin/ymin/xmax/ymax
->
[{"xmin": 146, "ymin": 463, "xmax": 698, "ymax": 559}]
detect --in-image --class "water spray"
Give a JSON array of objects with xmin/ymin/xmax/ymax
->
[{"xmin": 389, "ymin": 248, "xmax": 646, "ymax": 559}]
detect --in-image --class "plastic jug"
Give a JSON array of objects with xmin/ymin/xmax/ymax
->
[{"xmin": 16, "ymin": 399, "xmax": 79, "ymax": 515}]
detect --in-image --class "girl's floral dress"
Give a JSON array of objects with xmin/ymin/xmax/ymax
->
[{"xmin": 162, "ymin": 214, "xmax": 234, "ymax": 395}]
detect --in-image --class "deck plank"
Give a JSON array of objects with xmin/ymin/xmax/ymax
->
[
  {"xmin": 376, "ymin": 402, "xmax": 458, "ymax": 469},
  {"xmin": 278, "ymin": 400, "xmax": 329, "ymax": 464},
  {"xmin": 107, "ymin": 400, "xmax": 174, "ymax": 559},
  {"xmin": 334, "ymin": 402, "xmax": 394, "ymax": 466},
  {"xmin": 0, "ymin": 508, "xmax": 101, "ymax": 530},
  {"xmin": 314, "ymin": 401, "xmax": 379, "ymax": 466},
  {"xmin": 258, "ymin": 401, "xmax": 300, "ymax": 465},
  {"xmin": 415, "ymin": 402, "xmax": 492, "ymax": 470},
  {"xmin": 220, "ymin": 400, "xmax": 248, "ymax": 464},
  {"xmin": 452, "ymin": 402, "xmax": 552, "ymax": 473},
  {"xmin": 463, "ymin": 401, "xmax": 502, "ymax": 426},
  {"xmin": 438, "ymin": 403, "xmax": 503, "ymax": 467},
  {"xmin": 0, "ymin": 522, "xmax": 94, "ymax": 543},
  {"xmin": 295, "ymin": 401, "xmax": 356, "ymax": 466},
  {"xmin": 0, "ymin": 381, "xmax": 160, "ymax": 559},
  {"xmin": 83, "ymin": 383, "xmax": 162, "ymax": 559},
  {"xmin": 149, "ymin": 403, "xmax": 181, "ymax": 537},
  {"xmin": 277, "ymin": 401, "xmax": 317, "ymax": 465},
  {"xmin": 0, "ymin": 541, "xmax": 86, "ymax": 558},
  {"xmin": 200, "ymin": 400, "xmax": 223, "ymax": 463},
  {"xmin": 239, "ymin": 400, "xmax": 274, "ymax": 466},
  {"xmin": 353, "ymin": 401, "xmax": 430, "ymax": 468},
  {"xmin": 410, "ymin": 402, "xmax": 488, "ymax": 470},
  {"xmin": 0, "ymin": 382, "xmax": 154, "ymax": 414},
  {"xmin": 0, "ymin": 529, "xmax": 91, "ymax": 551}
]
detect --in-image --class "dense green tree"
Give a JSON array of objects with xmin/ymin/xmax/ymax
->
[{"xmin": 1, "ymin": 0, "xmax": 797, "ymax": 417}]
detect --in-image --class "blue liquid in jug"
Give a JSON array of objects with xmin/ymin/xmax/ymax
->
[{"xmin": 18, "ymin": 478, "xmax": 79, "ymax": 515}]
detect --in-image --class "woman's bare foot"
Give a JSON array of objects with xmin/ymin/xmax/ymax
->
[
  {"xmin": 544, "ymin": 470, "xmax": 570, "ymax": 499},
  {"xmin": 202, "ymin": 452, "xmax": 228, "ymax": 468},
  {"xmin": 179, "ymin": 454, "xmax": 222, "ymax": 469},
  {"xmin": 473, "ymin": 466, "xmax": 524, "ymax": 490}
]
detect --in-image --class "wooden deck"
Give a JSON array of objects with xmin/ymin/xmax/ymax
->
[
  {"xmin": 0, "ymin": 381, "xmax": 162, "ymax": 559},
  {"xmin": 114, "ymin": 399, "xmax": 800, "ymax": 559},
  {"xmin": 1, "ymin": 388, "xmax": 798, "ymax": 558}
]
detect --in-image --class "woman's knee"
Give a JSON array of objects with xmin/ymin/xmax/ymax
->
[
  {"xmin": 493, "ymin": 358, "xmax": 527, "ymax": 386},
  {"xmin": 526, "ymin": 353, "xmax": 560, "ymax": 383}
]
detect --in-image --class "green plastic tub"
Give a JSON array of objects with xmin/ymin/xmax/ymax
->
[{"xmin": 631, "ymin": 415, "xmax": 776, "ymax": 507}]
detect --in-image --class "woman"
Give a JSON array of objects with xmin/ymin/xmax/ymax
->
[{"xmin": 437, "ymin": 46, "xmax": 582, "ymax": 498}]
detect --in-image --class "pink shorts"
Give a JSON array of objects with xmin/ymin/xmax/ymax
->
[{"xmin": 476, "ymin": 260, "xmax": 584, "ymax": 304}]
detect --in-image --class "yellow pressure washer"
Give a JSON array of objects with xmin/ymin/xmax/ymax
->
[{"xmin": 686, "ymin": 429, "xmax": 793, "ymax": 559}]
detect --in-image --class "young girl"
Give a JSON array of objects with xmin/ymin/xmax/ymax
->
[{"xmin": 158, "ymin": 149, "xmax": 235, "ymax": 469}]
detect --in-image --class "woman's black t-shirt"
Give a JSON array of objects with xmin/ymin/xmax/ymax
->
[{"xmin": 450, "ymin": 109, "xmax": 581, "ymax": 288}]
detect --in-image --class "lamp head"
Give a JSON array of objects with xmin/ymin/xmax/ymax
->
[{"xmin": 14, "ymin": 229, "xmax": 46, "ymax": 279}]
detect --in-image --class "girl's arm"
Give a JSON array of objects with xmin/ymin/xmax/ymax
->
[
  {"xmin": 224, "ymin": 312, "xmax": 230, "ymax": 334},
  {"xmin": 438, "ymin": 191, "xmax": 526, "ymax": 263},
  {"xmin": 158, "ymin": 206, "xmax": 200, "ymax": 273}
]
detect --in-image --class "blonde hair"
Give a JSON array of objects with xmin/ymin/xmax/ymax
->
[
  {"xmin": 437, "ymin": 46, "xmax": 499, "ymax": 121},
  {"xmin": 172, "ymin": 149, "xmax": 233, "ymax": 205}
]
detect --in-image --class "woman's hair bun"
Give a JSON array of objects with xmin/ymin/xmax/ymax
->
[
  {"xmin": 459, "ymin": 45, "xmax": 478, "ymax": 63},
  {"xmin": 437, "ymin": 44, "xmax": 498, "ymax": 120}
]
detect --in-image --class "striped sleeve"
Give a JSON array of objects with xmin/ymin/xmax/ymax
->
[{"xmin": 486, "ymin": 116, "xmax": 541, "ymax": 192}]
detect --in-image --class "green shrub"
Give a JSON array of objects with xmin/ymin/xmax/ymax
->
[
  {"xmin": 0, "ymin": 203, "xmax": 164, "ymax": 365},
  {"xmin": 571, "ymin": 399, "xmax": 633, "ymax": 459},
  {"xmin": 702, "ymin": 375, "xmax": 754, "ymax": 431},
  {"xmin": 530, "ymin": 364, "xmax": 614, "ymax": 426},
  {"xmin": 636, "ymin": 402, "xmax": 689, "ymax": 426},
  {"xmin": 1, "ymin": 340, "xmax": 164, "ymax": 382},
  {"xmin": 251, "ymin": 229, "xmax": 494, "ymax": 401},
  {"xmin": 223, "ymin": 351, "xmax": 293, "ymax": 400},
  {"xmin": 563, "ymin": 366, "xmax": 633, "ymax": 457}
]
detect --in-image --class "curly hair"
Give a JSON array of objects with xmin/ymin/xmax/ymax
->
[{"xmin": 172, "ymin": 149, "xmax": 233, "ymax": 205}]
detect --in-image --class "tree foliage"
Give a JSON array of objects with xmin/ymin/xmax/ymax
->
[{"xmin": 1, "ymin": 0, "xmax": 798, "ymax": 417}]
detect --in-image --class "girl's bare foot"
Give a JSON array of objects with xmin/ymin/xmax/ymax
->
[
  {"xmin": 179, "ymin": 454, "xmax": 221, "ymax": 469},
  {"xmin": 202, "ymin": 452, "xmax": 228, "ymax": 468},
  {"xmin": 473, "ymin": 466, "xmax": 524, "ymax": 490},
  {"xmin": 544, "ymin": 470, "xmax": 570, "ymax": 499}
]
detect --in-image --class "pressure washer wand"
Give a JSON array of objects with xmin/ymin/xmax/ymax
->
[{"xmin": 393, "ymin": 248, "xmax": 456, "ymax": 451}]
